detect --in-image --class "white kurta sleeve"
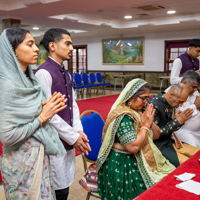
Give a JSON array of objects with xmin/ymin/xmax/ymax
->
[
  {"xmin": 72, "ymin": 89, "xmax": 83, "ymax": 132},
  {"xmin": 35, "ymin": 69, "xmax": 79, "ymax": 145},
  {"xmin": 176, "ymin": 91, "xmax": 200, "ymax": 117},
  {"xmin": 170, "ymin": 58, "xmax": 183, "ymax": 85}
]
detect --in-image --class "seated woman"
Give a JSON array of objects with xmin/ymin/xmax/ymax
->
[
  {"xmin": 0, "ymin": 28, "xmax": 67, "ymax": 199},
  {"xmin": 96, "ymin": 79, "xmax": 176, "ymax": 200}
]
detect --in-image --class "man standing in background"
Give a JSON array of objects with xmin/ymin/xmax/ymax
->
[
  {"xmin": 170, "ymin": 39, "xmax": 200, "ymax": 85},
  {"xmin": 35, "ymin": 28, "xmax": 91, "ymax": 200}
]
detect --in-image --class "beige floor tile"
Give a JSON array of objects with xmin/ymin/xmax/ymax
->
[
  {"xmin": 68, "ymin": 155, "xmax": 98, "ymax": 200},
  {"xmin": 0, "ymin": 188, "xmax": 5, "ymax": 200}
]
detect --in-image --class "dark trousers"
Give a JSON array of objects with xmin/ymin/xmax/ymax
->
[{"xmin": 55, "ymin": 187, "xmax": 69, "ymax": 200}]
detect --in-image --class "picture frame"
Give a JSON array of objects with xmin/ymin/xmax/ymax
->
[
  {"xmin": 36, "ymin": 44, "xmax": 48, "ymax": 66},
  {"xmin": 102, "ymin": 37, "xmax": 144, "ymax": 65}
]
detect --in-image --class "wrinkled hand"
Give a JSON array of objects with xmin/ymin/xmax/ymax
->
[
  {"xmin": 194, "ymin": 95, "xmax": 200, "ymax": 111},
  {"xmin": 195, "ymin": 70, "xmax": 200, "ymax": 75},
  {"xmin": 140, "ymin": 103, "xmax": 155, "ymax": 128},
  {"xmin": 73, "ymin": 134, "xmax": 91, "ymax": 155},
  {"xmin": 40, "ymin": 92, "xmax": 67, "ymax": 122},
  {"xmin": 175, "ymin": 108, "xmax": 193, "ymax": 125}
]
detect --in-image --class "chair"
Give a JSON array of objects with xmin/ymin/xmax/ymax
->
[
  {"xmin": 74, "ymin": 73, "xmax": 92, "ymax": 98},
  {"xmin": 96, "ymin": 72, "xmax": 111, "ymax": 95},
  {"xmin": 89, "ymin": 73, "xmax": 104, "ymax": 96},
  {"xmin": 68, "ymin": 71, "xmax": 75, "ymax": 86},
  {"xmin": 79, "ymin": 110, "xmax": 105, "ymax": 200},
  {"xmin": 82, "ymin": 73, "xmax": 97, "ymax": 97},
  {"xmin": 73, "ymin": 73, "xmax": 84, "ymax": 98}
]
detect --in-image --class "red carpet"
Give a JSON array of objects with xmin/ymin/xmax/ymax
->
[
  {"xmin": 75, "ymin": 94, "xmax": 119, "ymax": 156},
  {"xmin": 77, "ymin": 94, "xmax": 119, "ymax": 121}
]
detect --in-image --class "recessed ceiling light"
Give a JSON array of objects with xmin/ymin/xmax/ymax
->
[
  {"xmin": 33, "ymin": 27, "xmax": 39, "ymax": 30},
  {"xmin": 167, "ymin": 10, "xmax": 176, "ymax": 14},
  {"xmin": 124, "ymin": 16, "xmax": 132, "ymax": 19}
]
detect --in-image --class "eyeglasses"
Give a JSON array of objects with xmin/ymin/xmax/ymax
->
[{"xmin": 138, "ymin": 96, "xmax": 150, "ymax": 103}]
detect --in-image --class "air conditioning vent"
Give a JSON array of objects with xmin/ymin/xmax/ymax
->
[
  {"xmin": 133, "ymin": 4, "xmax": 165, "ymax": 11},
  {"xmin": 137, "ymin": 14, "xmax": 149, "ymax": 16},
  {"xmin": 136, "ymin": 14, "xmax": 150, "ymax": 18},
  {"xmin": 21, "ymin": 24, "xmax": 30, "ymax": 27}
]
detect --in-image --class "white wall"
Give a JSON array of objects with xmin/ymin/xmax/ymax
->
[{"xmin": 72, "ymin": 29, "xmax": 200, "ymax": 72}]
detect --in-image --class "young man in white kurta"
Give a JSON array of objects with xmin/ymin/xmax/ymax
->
[
  {"xmin": 35, "ymin": 28, "xmax": 91, "ymax": 200},
  {"xmin": 170, "ymin": 57, "xmax": 200, "ymax": 85},
  {"xmin": 170, "ymin": 39, "xmax": 200, "ymax": 85},
  {"xmin": 36, "ymin": 59, "xmax": 82, "ymax": 190}
]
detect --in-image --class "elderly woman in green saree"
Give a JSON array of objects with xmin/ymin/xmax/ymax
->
[{"xmin": 96, "ymin": 79, "xmax": 176, "ymax": 200}]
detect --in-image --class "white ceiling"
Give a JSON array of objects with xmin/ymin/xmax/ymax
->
[{"xmin": 0, "ymin": 0, "xmax": 200, "ymax": 40}]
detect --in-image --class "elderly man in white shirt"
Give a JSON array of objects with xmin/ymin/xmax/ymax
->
[{"xmin": 166, "ymin": 70, "xmax": 200, "ymax": 148}]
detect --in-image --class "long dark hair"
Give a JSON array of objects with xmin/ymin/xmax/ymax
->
[{"xmin": 6, "ymin": 28, "xmax": 30, "ymax": 51}]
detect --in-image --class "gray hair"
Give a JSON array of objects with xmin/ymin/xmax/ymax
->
[
  {"xmin": 181, "ymin": 70, "xmax": 200, "ymax": 85},
  {"xmin": 168, "ymin": 83, "xmax": 186, "ymax": 97}
]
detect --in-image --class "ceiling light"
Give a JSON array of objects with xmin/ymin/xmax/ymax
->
[
  {"xmin": 167, "ymin": 10, "xmax": 176, "ymax": 14},
  {"xmin": 124, "ymin": 16, "xmax": 132, "ymax": 19},
  {"xmin": 33, "ymin": 27, "xmax": 39, "ymax": 30}
]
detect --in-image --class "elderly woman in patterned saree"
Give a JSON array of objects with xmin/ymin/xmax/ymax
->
[
  {"xmin": 96, "ymin": 78, "xmax": 176, "ymax": 200},
  {"xmin": 0, "ymin": 28, "xmax": 67, "ymax": 199}
]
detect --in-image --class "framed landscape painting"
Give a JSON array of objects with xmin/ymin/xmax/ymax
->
[
  {"xmin": 36, "ymin": 44, "xmax": 48, "ymax": 66},
  {"xmin": 102, "ymin": 37, "xmax": 144, "ymax": 65}
]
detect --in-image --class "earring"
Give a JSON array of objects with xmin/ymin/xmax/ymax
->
[{"xmin": 128, "ymin": 102, "xmax": 131, "ymax": 109}]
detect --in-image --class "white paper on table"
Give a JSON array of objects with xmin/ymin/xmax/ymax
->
[
  {"xmin": 176, "ymin": 180, "xmax": 200, "ymax": 195},
  {"xmin": 174, "ymin": 172, "xmax": 196, "ymax": 181}
]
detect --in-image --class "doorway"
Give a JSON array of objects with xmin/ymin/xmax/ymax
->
[{"xmin": 68, "ymin": 45, "xmax": 87, "ymax": 74}]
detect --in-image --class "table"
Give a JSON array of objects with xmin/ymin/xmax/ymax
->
[
  {"xmin": 159, "ymin": 76, "xmax": 170, "ymax": 92},
  {"xmin": 136, "ymin": 151, "xmax": 200, "ymax": 200},
  {"xmin": 113, "ymin": 75, "xmax": 141, "ymax": 91}
]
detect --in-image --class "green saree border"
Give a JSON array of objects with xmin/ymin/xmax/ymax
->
[
  {"xmin": 135, "ymin": 152, "xmax": 154, "ymax": 189},
  {"xmin": 96, "ymin": 114, "xmax": 125, "ymax": 172}
]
